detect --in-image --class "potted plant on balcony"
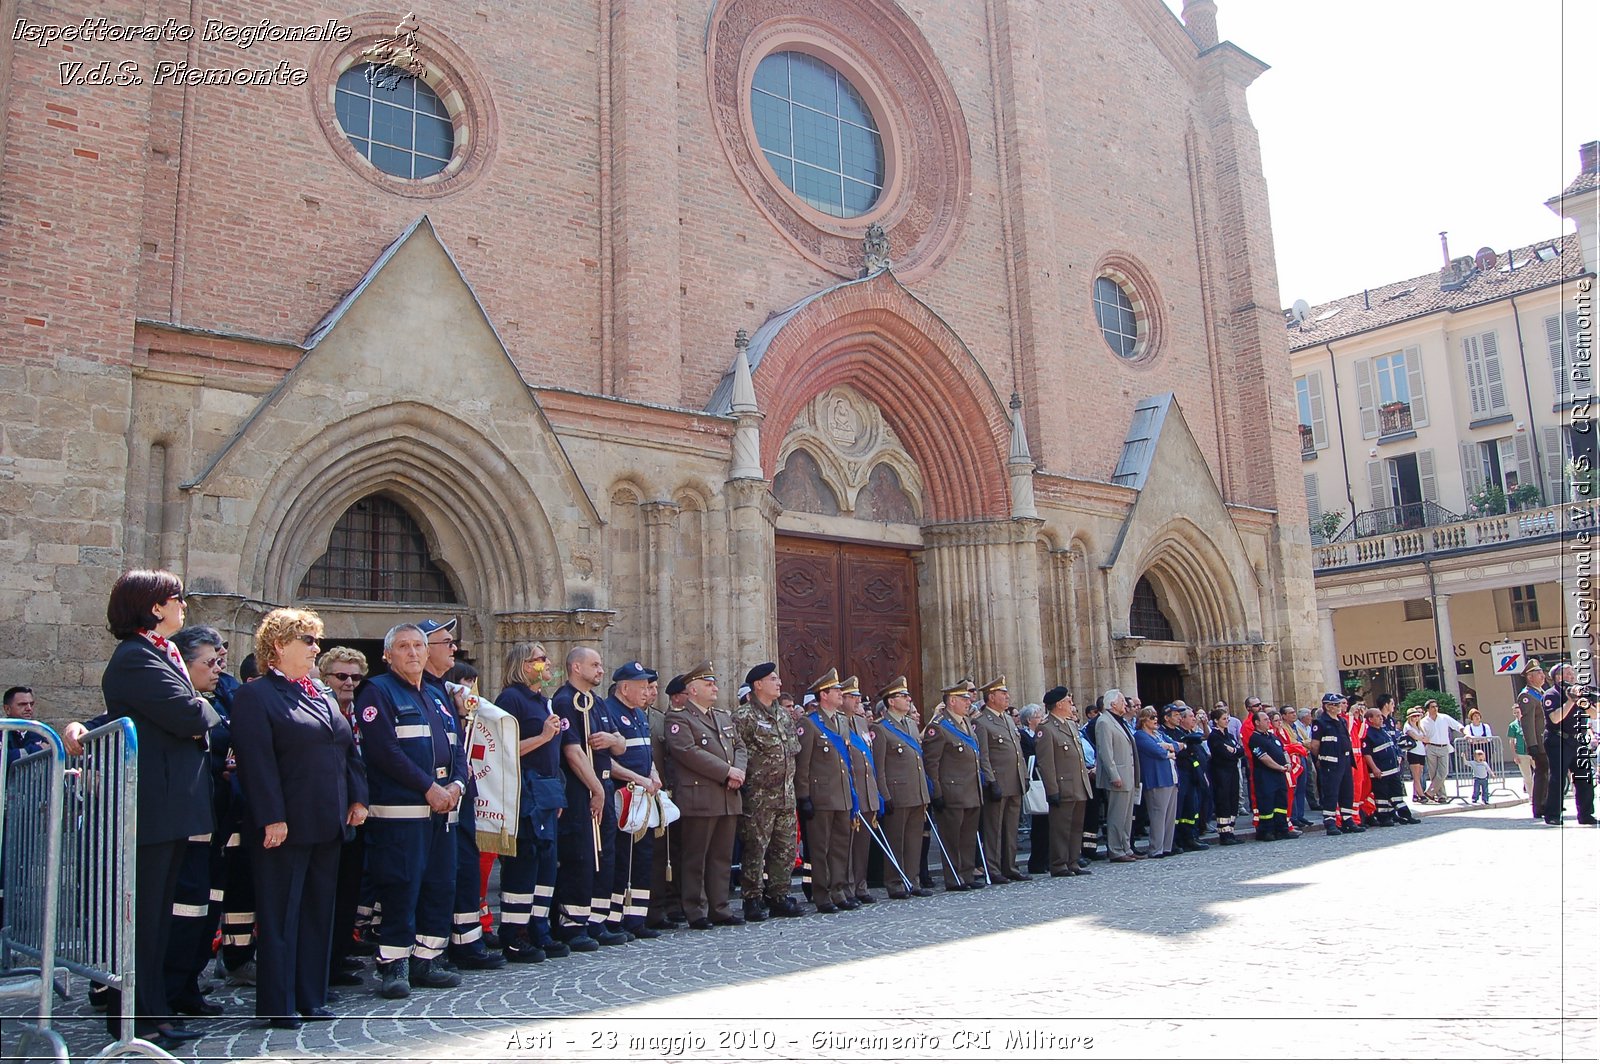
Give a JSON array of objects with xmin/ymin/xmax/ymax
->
[
  {"xmin": 1466, "ymin": 482, "xmax": 1507, "ymax": 516},
  {"xmin": 1508, "ymin": 483, "xmax": 1542, "ymax": 511},
  {"xmin": 1378, "ymin": 401, "xmax": 1408, "ymax": 415},
  {"xmin": 1298, "ymin": 423, "xmax": 1316, "ymax": 454},
  {"xmin": 1311, "ymin": 509, "xmax": 1345, "ymax": 543}
]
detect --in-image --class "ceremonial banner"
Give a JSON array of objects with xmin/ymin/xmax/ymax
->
[{"xmin": 448, "ymin": 682, "xmax": 521, "ymax": 855}]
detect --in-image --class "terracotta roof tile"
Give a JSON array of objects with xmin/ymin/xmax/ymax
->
[{"xmin": 1285, "ymin": 235, "xmax": 1587, "ymax": 351}]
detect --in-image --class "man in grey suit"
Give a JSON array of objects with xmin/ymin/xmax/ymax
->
[{"xmin": 1094, "ymin": 689, "xmax": 1141, "ymax": 863}]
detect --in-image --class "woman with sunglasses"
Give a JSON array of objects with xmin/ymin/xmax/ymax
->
[
  {"xmin": 317, "ymin": 646, "xmax": 372, "ymax": 986},
  {"xmin": 99, "ymin": 569, "xmax": 223, "ymax": 1049},
  {"xmin": 231, "ymin": 608, "xmax": 367, "ymax": 1029}
]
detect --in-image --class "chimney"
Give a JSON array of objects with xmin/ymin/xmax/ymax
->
[
  {"xmin": 1181, "ymin": 0, "xmax": 1219, "ymax": 49},
  {"xmin": 1439, "ymin": 231, "xmax": 1451, "ymax": 268},
  {"xmin": 1581, "ymin": 140, "xmax": 1600, "ymax": 176}
]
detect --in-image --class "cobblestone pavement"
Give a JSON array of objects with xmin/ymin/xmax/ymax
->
[{"xmin": 10, "ymin": 802, "xmax": 1595, "ymax": 1063}]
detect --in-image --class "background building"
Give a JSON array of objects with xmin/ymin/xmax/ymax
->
[
  {"xmin": 1291, "ymin": 141, "xmax": 1597, "ymax": 730},
  {"xmin": 0, "ymin": 0, "xmax": 1322, "ymax": 719}
]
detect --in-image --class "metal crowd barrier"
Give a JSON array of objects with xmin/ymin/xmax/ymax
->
[
  {"xmin": 1, "ymin": 718, "xmax": 68, "ymax": 1063},
  {"xmin": 1440, "ymin": 733, "xmax": 1516, "ymax": 805}
]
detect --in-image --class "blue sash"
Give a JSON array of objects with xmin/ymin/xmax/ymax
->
[
  {"xmin": 879, "ymin": 717, "xmax": 922, "ymax": 755},
  {"xmin": 939, "ymin": 718, "xmax": 978, "ymax": 753},
  {"xmin": 845, "ymin": 726, "xmax": 882, "ymax": 816},
  {"xmin": 809, "ymin": 711, "xmax": 859, "ymax": 817}
]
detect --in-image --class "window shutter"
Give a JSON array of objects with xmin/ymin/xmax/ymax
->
[
  {"xmin": 1404, "ymin": 346, "xmax": 1429, "ymax": 426},
  {"xmin": 1418, "ymin": 448, "xmax": 1438, "ymax": 503},
  {"xmin": 1304, "ymin": 472, "xmax": 1322, "ymax": 528},
  {"xmin": 1306, "ymin": 371, "xmax": 1329, "ymax": 449},
  {"xmin": 1481, "ymin": 331, "xmax": 1506, "ymax": 413},
  {"xmin": 1463, "ymin": 335, "xmax": 1488, "ymax": 417},
  {"xmin": 1513, "ymin": 432, "xmax": 1537, "ymax": 496},
  {"xmin": 1460, "ymin": 442, "xmax": 1484, "ymax": 496},
  {"xmin": 1543, "ymin": 426, "xmax": 1569, "ymax": 503},
  {"xmin": 1366, "ymin": 459, "xmax": 1389, "ymax": 511},
  {"xmin": 1547, "ymin": 313, "xmax": 1570, "ymax": 401},
  {"xmin": 1355, "ymin": 358, "xmax": 1378, "ymax": 439}
]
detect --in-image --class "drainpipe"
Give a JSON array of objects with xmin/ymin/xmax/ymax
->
[
  {"xmin": 1326, "ymin": 343, "xmax": 1358, "ymax": 521},
  {"xmin": 1508, "ymin": 294, "xmax": 1547, "ymax": 500}
]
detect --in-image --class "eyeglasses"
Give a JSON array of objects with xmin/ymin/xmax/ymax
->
[
  {"xmin": 328, "ymin": 671, "xmax": 364, "ymax": 683},
  {"xmin": 428, "ymin": 639, "xmax": 459, "ymax": 649},
  {"xmin": 194, "ymin": 656, "xmax": 222, "ymax": 671},
  {"xmin": 292, "ymin": 633, "xmax": 321, "ymax": 647}
]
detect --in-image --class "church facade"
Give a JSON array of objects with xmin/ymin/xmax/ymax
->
[{"xmin": 0, "ymin": 0, "xmax": 1321, "ymax": 717}]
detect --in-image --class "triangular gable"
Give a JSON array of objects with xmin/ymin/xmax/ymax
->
[
  {"xmin": 1103, "ymin": 393, "xmax": 1256, "ymax": 586},
  {"xmin": 184, "ymin": 215, "xmax": 599, "ymax": 526}
]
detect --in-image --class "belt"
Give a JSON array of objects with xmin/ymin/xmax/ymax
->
[{"xmin": 1425, "ymin": 743, "xmax": 1450, "ymax": 748}]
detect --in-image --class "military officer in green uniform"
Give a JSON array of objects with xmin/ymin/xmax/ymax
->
[
  {"xmin": 646, "ymin": 675, "xmax": 687, "ymax": 929},
  {"xmin": 794, "ymin": 668, "xmax": 857, "ymax": 913},
  {"xmin": 924, "ymin": 680, "xmax": 984, "ymax": 890},
  {"xmin": 663, "ymin": 662, "xmax": 747, "ymax": 929},
  {"xmin": 732, "ymin": 662, "xmax": 803, "ymax": 921},
  {"xmin": 871, "ymin": 676, "xmax": 933, "ymax": 898},
  {"xmin": 1035, "ymin": 687, "xmax": 1094, "ymax": 877},
  {"xmin": 973, "ymin": 676, "xmax": 1030, "ymax": 881},
  {"xmin": 840, "ymin": 676, "xmax": 883, "ymax": 905}
]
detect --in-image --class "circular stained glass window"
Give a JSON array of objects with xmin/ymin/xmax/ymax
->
[
  {"xmin": 751, "ymin": 51, "xmax": 884, "ymax": 219},
  {"xmin": 1094, "ymin": 276, "xmax": 1140, "ymax": 359}
]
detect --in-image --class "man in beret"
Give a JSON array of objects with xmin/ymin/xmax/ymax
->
[
  {"xmin": 924, "ymin": 680, "xmax": 985, "ymax": 889},
  {"xmin": 663, "ymin": 662, "xmax": 748, "ymax": 928},
  {"xmin": 973, "ymin": 676, "xmax": 1029, "ymax": 881},
  {"xmin": 1035, "ymin": 687, "xmax": 1094, "ymax": 876},
  {"xmin": 732, "ymin": 662, "xmax": 803, "ymax": 920},
  {"xmin": 646, "ymin": 675, "xmax": 688, "ymax": 929},
  {"xmin": 795, "ymin": 668, "xmax": 858, "ymax": 912}
]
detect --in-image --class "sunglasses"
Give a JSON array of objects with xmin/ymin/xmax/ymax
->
[
  {"xmin": 194, "ymin": 656, "xmax": 222, "ymax": 670},
  {"xmin": 428, "ymin": 639, "xmax": 459, "ymax": 649},
  {"xmin": 329, "ymin": 671, "xmax": 364, "ymax": 683},
  {"xmin": 292, "ymin": 633, "xmax": 321, "ymax": 647}
]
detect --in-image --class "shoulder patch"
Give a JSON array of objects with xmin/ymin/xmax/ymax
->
[
  {"xmin": 670, "ymin": 723, "xmax": 680, "ymax": 735},
  {"xmin": 926, "ymin": 727, "xmax": 937, "ymax": 738},
  {"xmin": 560, "ymin": 717, "xmax": 571, "ymax": 731},
  {"xmin": 362, "ymin": 706, "xmax": 378, "ymax": 723}
]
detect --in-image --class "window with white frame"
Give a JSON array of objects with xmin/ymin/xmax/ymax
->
[
  {"xmin": 1374, "ymin": 352, "xmax": 1410, "ymax": 406},
  {"xmin": 1546, "ymin": 310, "xmax": 1582, "ymax": 405},
  {"xmin": 1296, "ymin": 372, "xmax": 1328, "ymax": 453},
  {"xmin": 1462, "ymin": 330, "xmax": 1508, "ymax": 418}
]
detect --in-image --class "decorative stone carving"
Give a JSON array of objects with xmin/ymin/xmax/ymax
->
[
  {"xmin": 861, "ymin": 223, "xmax": 892, "ymax": 276},
  {"xmin": 775, "ymin": 385, "xmax": 922, "ymax": 521}
]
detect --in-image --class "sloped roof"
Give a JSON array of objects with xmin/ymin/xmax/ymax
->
[
  {"xmin": 1285, "ymin": 234, "xmax": 1587, "ymax": 351},
  {"xmin": 1111, "ymin": 393, "xmax": 1174, "ymax": 491}
]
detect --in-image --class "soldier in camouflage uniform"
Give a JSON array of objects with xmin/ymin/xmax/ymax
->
[{"xmin": 732, "ymin": 662, "xmax": 803, "ymax": 921}]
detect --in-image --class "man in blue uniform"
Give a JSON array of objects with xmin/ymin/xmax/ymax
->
[
  {"xmin": 1165, "ymin": 704, "xmax": 1210, "ymax": 853},
  {"xmin": 603, "ymin": 661, "xmax": 663, "ymax": 940},
  {"xmin": 553, "ymin": 646, "xmax": 630, "ymax": 949},
  {"xmin": 354, "ymin": 623, "xmax": 467, "ymax": 998},
  {"xmin": 1361, "ymin": 704, "xmax": 1418, "ymax": 825},
  {"xmin": 416, "ymin": 619, "xmax": 506, "ymax": 972},
  {"xmin": 1310, "ymin": 692, "xmax": 1363, "ymax": 835}
]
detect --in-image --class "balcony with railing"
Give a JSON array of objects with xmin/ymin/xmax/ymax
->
[
  {"xmin": 1299, "ymin": 424, "xmax": 1316, "ymax": 457},
  {"xmin": 1313, "ymin": 498, "xmax": 1594, "ymax": 572},
  {"xmin": 1377, "ymin": 401, "xmax": 1414, "ymax": 437}
]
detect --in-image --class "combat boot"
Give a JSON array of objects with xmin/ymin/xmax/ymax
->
[
  {"xmin": 768, "ymin": 895, "xmax": 804, "ymax": 917},
  {"xmin": 502, "ymin": 933, "xmax": 545, "ymax": 964},
  {"xmin": 742, "ymin": 897, "xmax": 769, "ymax": 922},
  {"xmin": 408, "ymin": 957, "xmax": 462, "ymax": 990},
  {"xmin": 1322, "ymin": 817, "xmax": 1343, "ymax": 836},
  {"xmin": 374, "ymin": 960, "xmax": 410, "ymax": 1000}
]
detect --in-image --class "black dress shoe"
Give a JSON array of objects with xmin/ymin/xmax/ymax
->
[
  {"xmin": 711, "ymin": 914, "xmax": 746, "ymax": 927},
  {"xmin": 814, "ymin": 901, "xmax": 839, "ymax": 913},
  {"xmin": 887, "ymin": 890, "xmax": 911, "ymax": 900},
  {"xmin": 687, "ymin": 917, "xmax": 713, "ymax": 930},
  {"xmin": 301, "ymin": 1007, "xmax": 336, "ymax": 1021},
  {"xmin": 854, "ymin": 893, "xmax": 876, "ymax": 905},
  {"xmin": 945, "ymin": 882, "xmax": 972, "ymax": 892},
  {"xmin": 631, "ymin": 926, "xmax": 662, "ymax": 939},
  {"xmin": 159, "ymin": 1025, "xmax": 204, "ymax": 1042},
  {"xmin": 967, "ymin": 879, "xmax": 987, "ymax": 888},
  {"xmin": 1049, "ymin": 870, "xmax": 1072, "ymax": 877},
  {"xmin": 912, "ymin": 887, "xmax": 935, "ymax": 897},
  {"xmin": 1006, "ymin": 872, "xmax": 1032, "ymax": 882},
  {"xmin": 172, "ymin": 995, "xmax": 224, "ymax": 1016}
]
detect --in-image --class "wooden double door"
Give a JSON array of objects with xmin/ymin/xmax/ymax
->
[{"xmin": 775, "ymin": 535, "xmax": 921, "ymax": 706}]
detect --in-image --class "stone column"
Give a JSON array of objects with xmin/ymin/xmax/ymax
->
[
  {"xmin": 1432, "ymin": 593, "xmax": 1460, "ymax": 702},
  {"xmin": 1318, "ymin": 607, "xmax": 1340, "ymax": 689},
  {"xmin": 1008, "ymin": 517, "xmax": 1045, "ymax": 703},
  {"xmin": 724, "ymin": 479, "xmax": 779, "ymax": 674},
  {"xmin": 642, "ymin": 501, "xmax": 680, "ymax": 674}
]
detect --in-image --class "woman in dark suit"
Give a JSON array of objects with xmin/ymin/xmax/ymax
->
[
  {"xmin": 231, "ymin": 608, "xmax": 367, "ymax": 1029},
  {"xmin": 100, "ymin": 569, "xmax": 222, "ymax": 1048}
]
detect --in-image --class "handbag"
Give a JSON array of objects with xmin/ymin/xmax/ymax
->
[
  {"xmin": 614, "ymin": 783, "xmax": 650, "ymax": 836},
  {"xmin": 1023, "ymin": 756, "xmax": 1050, "ymax": 816}
]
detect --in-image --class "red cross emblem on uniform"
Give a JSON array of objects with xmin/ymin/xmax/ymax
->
[
  {"xmin": 362, "ymin": 707, "xmax": 378, "ymax": 723},
  {"xmin": 471, "ymin": 744, "xmax": 486, "ymax": 761}
]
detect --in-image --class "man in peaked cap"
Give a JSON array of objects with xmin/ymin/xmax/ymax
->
[
  {"xmin": 646, "ymin": 675, "xmax": 689, "ymax": 929},
  {"xmin": 924, "ymin": 679, "xmax": 985, "ymax": 889},
  {"xmin": 871, "ymin": 676, "xmax": 932, "ymax": 898},
  {"xmin": 732, "ymin": 662, "xmax": 803, "ymax": 920},
  {"xmin": 838, "ymin": 676, "xmax": 883, "ymax": 904},
  {"xmin": 794, "ymin": 668, "xmax": 857, "ymax": 912},
  {"xmin": 972, "ymin": 675, "xmax": 1029, "ymax": 881},
  {"xmin": 603, "ymin": 661, "xmax": 662, "ymax": 940},
  {"xmin": 1516, "ymin": 660, "xmax": 1550, "ymax": 820},
  {"xmin": 663, "ymin": 662, "xmax": 748, "ymax": 928}
]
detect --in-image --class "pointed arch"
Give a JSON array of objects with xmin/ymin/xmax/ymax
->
[
  {"xmin": 736, "ymin": 271, "xmax": 1010, "ymax": 521},
  {"xmin": 1131, "ymin": 517, "xmax": 1250, "ymax": 646},
  {"xmin": 241, "ymin": 401, "xmax": 565, "ymax": 611}
]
